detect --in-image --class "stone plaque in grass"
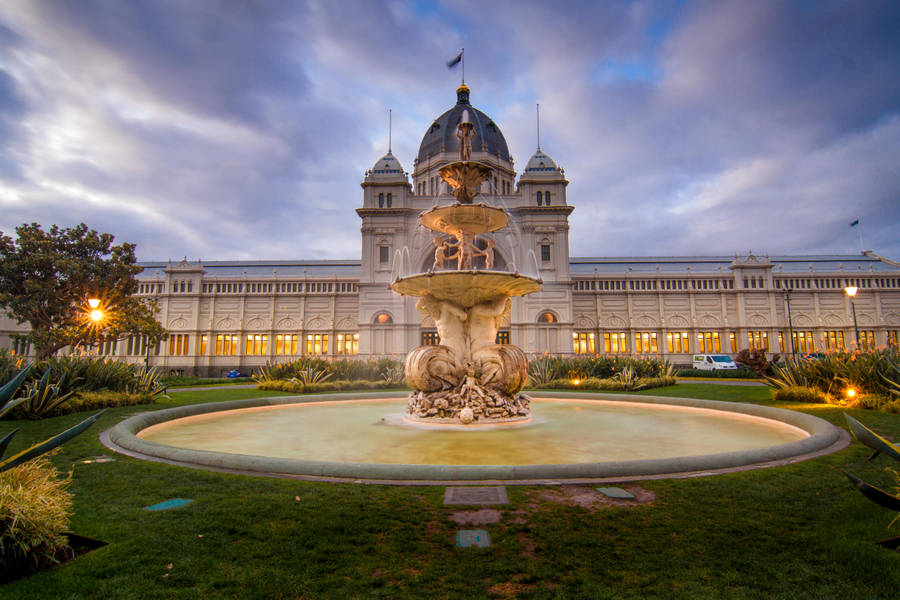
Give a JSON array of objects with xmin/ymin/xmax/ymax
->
[
  {"xmin": 456, "ymin": 529, "xmax": 491, "ymax": 548},
  {"xmin": 596, "ymin": 486, "xmax": 636, "ymax": 499},
  {"xmin": 444, "ymin": 486, "xmax": 508, "ymax": 505}
]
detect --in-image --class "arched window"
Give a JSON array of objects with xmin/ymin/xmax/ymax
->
[
  {"xmin": 374, "ymin": 312, "xmax": 393, "ymax": 324},
  {"xmin": 187, "ymin": 281, "xmax": 192, "ymax": 292},
  {"xmin": 536, "ymin": 191, "xmax": 543, "ymax": 206},
  {"xmin": 386, "ymin": 193, "xmax": 392, "ymax": 208},
  {"xmin": 378, "ymin": 193, "xmax": 384, "ymax": 208},
  {"xmin": 537, "ymin": 311, "xmax": 556, "ymax": 323},
  {"xmin": 545, "ymin": 190, "xmax": 551, "ymax": 205}
]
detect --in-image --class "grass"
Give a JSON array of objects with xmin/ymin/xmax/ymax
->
[{"xmin": 2, "ymin": 385, "xmax": 899, "ymax": 598}]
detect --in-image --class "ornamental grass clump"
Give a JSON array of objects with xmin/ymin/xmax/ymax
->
[
  {"xmin": 772, "ymin": 385, "xmax": 830, "ymax": 404},
  {"xmin": 0, "ymin": 454, "xmax": 73, "ymax": 570},
  {"xmin": 766, "ymin": 348, "xmax": 900, "ymax": 412}
]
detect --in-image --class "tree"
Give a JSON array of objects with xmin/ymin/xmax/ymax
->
[{"xmin": 0, "ymin": 222, "xmax": 167, "ymax": 359}]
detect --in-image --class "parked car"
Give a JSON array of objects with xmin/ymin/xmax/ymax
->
[
  {"xmin": 225, "ymin": 369, "xmax": 242, "ymax": 378},
  {"xmin": 692, "ymin": 354, "xmax": 738, "ymax": 371}
]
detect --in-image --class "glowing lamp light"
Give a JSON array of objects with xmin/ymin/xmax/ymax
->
[
  {"xmin": 844, "ymin": 286, "xmax": 858, "ymax": 298},
  {"xmin": 846, "ymin": 388, "xmax": 857, "ymax": 398},
  {"xmin": 87, "ymin": 298, "xmax": 101, "ymax": 309},
  {"xmin": 90, "ymin": 309, "xmax": 104, "ymax": 323},
  {"xmin": 571, "ymin": 379, "xmax": 581, "ymax": 386}
]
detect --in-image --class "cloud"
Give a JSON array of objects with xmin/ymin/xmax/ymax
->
[{"xmin": 0, "ymin": 0, "xmax": 897, "ymax": 264}]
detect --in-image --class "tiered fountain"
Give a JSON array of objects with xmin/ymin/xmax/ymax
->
[{"xmin": 391, "ymin": 110, "xmax": 541, "ymax": 425}]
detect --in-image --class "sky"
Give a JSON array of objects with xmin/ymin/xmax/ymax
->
[{"xmin": 0, "ymin": 0, "xmax": 898, "ymax": 263}]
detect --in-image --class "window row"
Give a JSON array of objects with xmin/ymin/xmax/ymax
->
[
  {"xmin": 571, "ymin": 329, "xmax": 899, "ymax": 355},
  {"xmin": 199, "ymin": 281, "xmax": 358, "ymax": 294},
  {"xmin": 572, "ymin": 279, "xmax": 737, "ymax": 292},
  {"xmin": 147, "ymin": 333, "xmax": 362, "ymax": 357},
  {"xmin": 776, "ymin": 277, "xmax": 900, "ymax": 290},
  {"xmin": 377, "ymin": 192, "xmax": 393, "ymax": 208},
  {"xmin": 536, "ymin": 190, "xmax": 552, "ymax": 206},
  {"xmin": 138, "ymin": 283, "xmax": 164, "ymax": 295}
]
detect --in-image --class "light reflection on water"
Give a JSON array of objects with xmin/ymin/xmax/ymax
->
[{"xmin": 139, "ymin": 398, "xmax": 808, "ymax": 466}]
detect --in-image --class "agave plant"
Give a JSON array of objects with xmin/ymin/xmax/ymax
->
[
  {"xmin": 290, "ymin": 365, "xmax": 333, "ymax": 385},
  {"xmin": 380, "ymin": 365, "xmax": 405, "ymax": 386},
  {"xmin": 128, "ymin": 365, "xmax": 167, "ymax": 396},
  {"xmin": 252, "ymin": 361, "xmax": 279, "ymax": 384},
  {"xmin": 614, "ymin": 366, "xmax": 647, "ymax": 391},
  {"xmin": 0, "ymin": 364, "xmax": 105, "ymax": 474},
  {"xmin": 18, "ymin": 368, "xmax": 75, "ymax": 419},
  {"xmin": 844, "ymin": 414, "xmax": 900, "ymax": 547}
]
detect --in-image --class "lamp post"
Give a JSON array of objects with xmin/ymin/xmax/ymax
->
[
  {"xmin": 783, "ymin": 288, "xmax": 795, "ymax": 358},
  {"xmin": 844, "ymin": 285, "xmax": 860, "ymax": 349}
]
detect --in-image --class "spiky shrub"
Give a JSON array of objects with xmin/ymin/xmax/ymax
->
[
  {"xmin": 0, "ymin": 454, "xmax": 73, "ymax": 570},
  {"xmin": 766, "ymin": 348, "xmax": 900, "ymax": 404},
  {"xmin": 735, "ymin": 349, "xmax": 780, "ymax": 376}
]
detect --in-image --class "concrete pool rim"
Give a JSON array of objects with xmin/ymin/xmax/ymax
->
[{"xmin": 103, "ymin": 391, "xmax": 848, "ymax": 484}]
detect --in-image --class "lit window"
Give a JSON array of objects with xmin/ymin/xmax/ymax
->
[
  {"xmin": 199, "ymin": 335, "xmax": 208, "ymax": 355},
  {"xmin": 306, "ymin": 334, "xmax": 328, "ymax": 355},
  {"xmin": 168, "ymin": 334, "xmax": 189, "ymax": 356},
  {"xmin": 275, "ymin": 334, "xmax": 298, "ymax": 355},
  {"xmin": 421, "ymin": 331, "xmax": 439, "ymax": 346},
  {"xmin": 697, "ymin": 332, "xmax": 721, "ymax": 353},
  {"xmin": 603, "ymin": 332, "xmax": 627, "ymax": 354},
  {"xmin": 666, "ymin": 331, "xmax": 689, "ymax": 353},
  {"xmin": 496, "ymin": 330, "xmax": 510, "ymax": 344},
  {"xmin": 859, "ymin": 330, "xmax": 876, "ymax": 351},
  {"xmin": 635, "ymin": 332, "xmax": 658, "ymax": 354},
  {"xmin": 747, "ymin": 331, "xmax": 769, "ymax": 351},
  {"xmin": 887, "ymin": 331, "xmax": 898, "ymax": 348},
  {"xmin": 215, "ymin": 334, "xmax": 239, "ymax": 356},
  {"xmin": 824, "ymin": 330, "xmax": 844, "ymax": 351},
  {"xmin": 729, "ymin": 332, "xmax": 737, "ymax": 353},
  {"xmin": 245, "ymin": 334, "xmax": 268, "ymax": 355},
  {"xmin": 537, "ymin": 311, "xmax": 556, "ymax": 323},
  {"xmin": 573, "ymin": 332, "xmax": 596, "ymax": 354},
  {"xmin": 336, "ymin": 333, "xmax": 359, "ymax": 355}
]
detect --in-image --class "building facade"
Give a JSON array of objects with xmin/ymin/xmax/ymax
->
[{"xmin": 3, "ymin": 86, "xmax": 900, "ymax": 375}]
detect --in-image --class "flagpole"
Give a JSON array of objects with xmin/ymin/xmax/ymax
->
[
  {"xmin": 461, "ymin": 47, "xmax": 465, "ymax": 85},
  {"xmin": 388, "ymin": 109, "xmax": 392, "ymax": 153},
  {"xmin": 858, "ymin": 216, "xmax": 864, "ymax": 253}
]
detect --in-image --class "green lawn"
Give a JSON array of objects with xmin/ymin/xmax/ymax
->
[{"xmin": 3, "ymin": 385, "xmax": 899, "ymax": 599}]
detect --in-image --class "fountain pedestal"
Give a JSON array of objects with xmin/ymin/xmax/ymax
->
[{"xmin": 390, "ymin": 109, "xmax": 541, "ymax": 425}]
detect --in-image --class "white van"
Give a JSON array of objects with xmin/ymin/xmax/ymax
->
[{"xmin": 692, "ymin": 354, "xmax": 738, "ymax": 371}]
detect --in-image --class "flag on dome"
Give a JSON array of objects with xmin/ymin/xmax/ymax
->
[
  {"xmin": 850, "ymin": 219, "xmax": 860, "ymax": 227},
  {"xmin": 447, "ymin": 50, "xmax": 463, "ymax": 69}
]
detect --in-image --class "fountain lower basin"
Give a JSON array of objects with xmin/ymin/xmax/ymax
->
[{"xmin": 104, "ymin": 392, "xmax": 845, "ymax": 483}]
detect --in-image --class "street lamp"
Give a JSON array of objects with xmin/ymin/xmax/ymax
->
[
  {"xmin": 783, "ymin": 288, "xmax": 795, "ymax": 358},
  {"xmin": 844, "ymin": 285, "xmax": 860, "ymax": 349}
]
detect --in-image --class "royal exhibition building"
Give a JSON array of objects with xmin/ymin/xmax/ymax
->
[{"xmin": 4, "ymin": 85, "xmax": 900, "ymax": 376}]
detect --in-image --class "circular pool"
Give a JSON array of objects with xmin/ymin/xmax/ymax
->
[{"xmin": 104, "ymin": 392, "xmax": 845, "ymax": 483}]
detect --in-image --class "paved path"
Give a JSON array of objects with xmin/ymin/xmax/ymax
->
[
  {"xmin": 677, "ymin": 379, "xmax": 766, "ymax": 387},
  {"xmin": 169, "ymin": 383, "xmax": 259, "ymax": 392}
]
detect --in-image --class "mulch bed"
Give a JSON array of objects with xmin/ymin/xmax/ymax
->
[{"xmin": 1, "ymin": 533, "xmax": 107, "ymax": 584}]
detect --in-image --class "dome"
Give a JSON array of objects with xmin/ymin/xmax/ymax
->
[
  {"xmin": 416, "ymin": 85, "xmax": 511, "ymax": 164},
  {"xmin": 524, "ymin": 150, "xmax": 558, "ymax": 173},
  {"xmin": 370, "ymin": 151, "xmax": 405, "ymax": 176},
  {"xmin": 365, "ymin": 151, "xmax": 408, "ymax": 183}
]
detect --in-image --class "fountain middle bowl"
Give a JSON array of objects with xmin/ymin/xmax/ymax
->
[
  {"xmin": 391, "ymin": 271, "xmax": 541, "ymax": 306},
  {"xmin": 104, "ymin": 391, "xmax": 846, "ymax": 484}
]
